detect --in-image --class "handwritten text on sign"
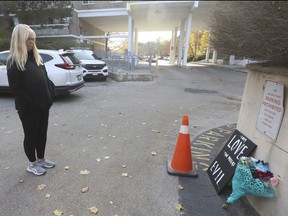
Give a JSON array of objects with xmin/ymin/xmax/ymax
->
[
  {"xmin": 207, "ymin": 130, "xmax": 257, "ymax": 194},
  {"xmin": 256, "ymin": 80, "xmax": 284, "ymax": 141}
]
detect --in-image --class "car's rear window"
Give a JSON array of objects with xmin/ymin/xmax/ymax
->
[
  {"xmin": 74, "ymin": 52, "xmax": 95, "ymax": 60},
  {"xmin": 61, "ymin": 54, "xmax": 80, "ymax": 65},
  {"xmin": 40, "ymin": 53, "xmax": 54, "ymax": 63},
  {"xmin": 0, "ymin": 52, "xmax": 9, "ymax": 65}
]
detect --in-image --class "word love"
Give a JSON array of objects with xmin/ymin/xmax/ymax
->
[{"xmin": 227, "ymin": 135, "xmax": 249, "ymax": 160}]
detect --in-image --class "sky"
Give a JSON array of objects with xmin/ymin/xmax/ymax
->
[{"xmin": 138, "ymin": 31, "xmax": 172, "ymax": 43}]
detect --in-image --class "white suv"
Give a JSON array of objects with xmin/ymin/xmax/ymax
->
[
  {"xmin": 0, "ymin": 49, "xmax": 85, "ymax": 96},
  {"xmin": 69, "ymin": 49, "xmax": 109, "ymax": 81}
]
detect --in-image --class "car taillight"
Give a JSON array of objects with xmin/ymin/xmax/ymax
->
[{"xmin": 55, "ymin": 63, "xmax": 76, "ymax": 70}]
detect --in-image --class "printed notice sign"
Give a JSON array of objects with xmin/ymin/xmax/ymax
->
[
  {"xmin": 256, "ymin": 80, "xmax": 284, "ymax": 141},
  {"xmin": 207, "ymin": 130, "xmax": 257, "ymax": 194}
]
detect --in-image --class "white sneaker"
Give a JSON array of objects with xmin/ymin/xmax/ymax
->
[
  {"xmin": 37, "ymin": 159, "xmax": 55, "ymax": 169},
  {"xmin": 27, "ymin": 163, "xmax": 46, "ymax": 176}
]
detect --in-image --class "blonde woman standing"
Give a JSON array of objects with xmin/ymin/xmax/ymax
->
[{"xmin": 7, "ymin": 24, "xmax": 55, "ymax": 176}]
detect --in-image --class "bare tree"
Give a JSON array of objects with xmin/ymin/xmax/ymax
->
[{"xmin": 209, "ymin": 1, "xmax": 288, "ymax": 65}]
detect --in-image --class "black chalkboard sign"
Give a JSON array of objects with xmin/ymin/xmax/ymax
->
[{"xmin": 207, "ymin": 129, "xmax": 257, "ymax": 194}]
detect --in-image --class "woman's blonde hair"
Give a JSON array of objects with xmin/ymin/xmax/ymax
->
[{"xmin": 7, "ymin": 24, "xmax": 43, "ymax": 70}]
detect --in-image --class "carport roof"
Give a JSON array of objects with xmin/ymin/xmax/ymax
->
[{"xmin": 75, "ymin": 1, "xmax": 216, "ymax": 33}]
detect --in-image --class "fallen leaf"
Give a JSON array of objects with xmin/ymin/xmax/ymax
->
[
  {"xmin": 45, "ymin": 194, "xmax": 51, "ymax": 198},
  {"xmin": 121, "ymin": 165, "xmax": 126, "ymax": 168},
  {"xmin": 96, "ymin": 158, "xmax": 101, "ymax": 162},
  {"xmin": 109, "ymin": 201, "xmax": 114, "ymax": 205},
  {"xmin": 53, "ymin": 209, "xmax": 63, "ymax": 216},
  {"xmin": 37, "ymin": 184, "xmax": 46, "ymax": 190},
  {"xmin": 152, "ymin": 129, "xmax": 160, "ymax": 133},
  {"xmin": 88, "ymin": 206, "xmax": 98, "ymax": 214},
  {"xmin": 81, "ymin": 187, "xmax": 89, "ymax": 193},
  {"xmin": 151, "ymin": 151, "xmax": 157, "ymax": 156},
  {"xmin": 177, "ymin": 185, "xmax": 184, "ymax": 190},
  {"xmin": 64, "ymin": 166, "xmax": 69, "ymax": 170},
  {"xmin": 175, "ymin": 203, "xmax": 184, "ymax": 211},
  {"xmin": 80, "ymin": 170, "xmax": 90, "ymax": 175},
  {"xmin": 104, "ymin": 156, "xmax": 110, "ymax": 160},
  {"xmin": 121, "ymin": 173, "xmax": 128, "ymax": 177},
  {"xmin": 19, "ymin": 179, "xmax": 24, "ymax": 183}
]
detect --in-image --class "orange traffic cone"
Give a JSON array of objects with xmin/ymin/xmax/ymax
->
[{"xmin": 167, "ymin": 115, "xmax": 198, "ymax": 177}]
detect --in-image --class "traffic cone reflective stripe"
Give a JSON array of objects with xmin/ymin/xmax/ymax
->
[
  {"xmin": 167, "ymin": 115, "xmax": 198, "ymax": 177},
  {"xmin": 179, "ymin": 124, "xmax": 189, "ymax": 135}
]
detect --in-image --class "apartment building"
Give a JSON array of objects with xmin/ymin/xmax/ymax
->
[{"xmin": 1, "ymin": 1, "xmax": 214, "ymax": 66}]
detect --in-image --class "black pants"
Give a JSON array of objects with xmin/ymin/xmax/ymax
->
[{"xmin": 18, "ymin": 110, "xmax": 49, "ymax": 162}]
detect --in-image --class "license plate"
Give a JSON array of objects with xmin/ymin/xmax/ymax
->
[{"xmin": 92, "ymin": 72, "xmax": 99, "ymax": 76}]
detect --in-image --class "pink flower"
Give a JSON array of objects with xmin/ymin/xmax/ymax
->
[{"xmin": 270, "ymin": 177, "xmax": 279, "ymax": 187}]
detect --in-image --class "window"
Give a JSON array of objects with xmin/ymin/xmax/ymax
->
[
  {"xmin": 82, "ymin": 1, "xmax": 95, "ymax": 5},
  {"xmin": 40, "ymin": 53, "xmax": 54, "ymax": 63},
  {"xmin": 0, "ymin": 52, "xmax": 9, "ymax": 65}
]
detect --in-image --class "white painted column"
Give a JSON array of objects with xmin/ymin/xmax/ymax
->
[
  {"xmin": 128, "ymin": 15, "xmax": 133, "ymax": 53},
  {"xmin": 173, "ymin": 27, "xmax": 177, "ymax": 63},
  {"xmin": 205, "ymin": 45, "xmax": 210, "ymax": 63},
  {"xmin": 169, "ymin": 30, "xmax": 175, "ymax": 64},
  {"xmin": 212, "ymin": 50, "xmax": 218, "ymax": 64},
  {"xmin": 183, "ymin": 13, "xmax": 192, "ymax": 66},
  {"xmin": 134, "ymin": 28, "xmax": 138, "ymax": 55},
  {"xmin": 205, "ymin": 36, "xmax": 210, "ymax": 63},
  {"xmin": 177, "ymin": 19, "xmax": 185, "ymax": 66},
  {"xmin": 229, "ymin": 55, "xmax": 235, "ymax": 65}
]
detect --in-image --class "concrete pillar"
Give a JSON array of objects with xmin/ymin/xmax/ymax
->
[
  {"xmin": 205, "ymin": 44, "xmax": 210, "ymax": 63},
  {"xmin": 183, "ymin": 13, "xmax": 192, "ymax": 66},
  {"xmin": 177, "ymin": 19, "xmax": 185, "ymax": 66},
  {"xmin": 229, "ymin": 55, "xmax": 235, "ymax": 65},
  {"xmin": 134, "ymin": 28, "xmax": 138, "ymax": 55},
  {"xmin": 169, "ymin": 30, "xmax": 176, "ymax": 64},
  {"xmin": 128, "ymin": 15, "xmax": 133, "ymax": 53},
  {"xmin": 212, "ymin": 50, "xmax": 218, "ymax": 64}
]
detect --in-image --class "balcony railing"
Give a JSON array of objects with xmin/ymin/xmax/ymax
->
[{"xmin": 30, "ymin": 24, "xmax": 70, "ymax": 36}]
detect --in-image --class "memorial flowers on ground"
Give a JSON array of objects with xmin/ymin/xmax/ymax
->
[{"xmin": 223, "ymin": 156, "xmax": 280, "ymax": 208}]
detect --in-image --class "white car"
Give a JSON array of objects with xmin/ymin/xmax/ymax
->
[
  {"xmin": 0, "ymin": 49, "xmax": 85, "ymax": 96},
  {"xmin": 69, "ymin": 49, "xmax": 108, "ymax": 81}
]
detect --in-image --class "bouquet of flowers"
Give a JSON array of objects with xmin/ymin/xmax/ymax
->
[{"xmin": 222, "ymin": 156, "xmax": 280, "ymax": 209}]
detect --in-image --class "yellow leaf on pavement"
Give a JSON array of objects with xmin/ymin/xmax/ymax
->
[
  {"xmin": 88, "ymin": 206, "xmax": 98, "ymax": 214},
  {"xmin": 37, "ymin": 184, "xmax": 46, "ymax": 190},
  {"xmin": 151, "ymin": 151, "xmax": 157, "ymax": 156},
  {"xmin": 45, "ymin": 194, "xmax": 51, "ymax": 198},
  {"xmin": 81, "ymin": 186, "xmax": 89, "ymax": 193},
  {"xmin": 175, "ymin": 203, "xmax": 184, "ymax": 211},
  {"xmin": 80, "ymin": 170, "xmax": 90, "ymax": 175},
  {"xmin": 177, "ymin": 184, "xmax": 184, "ymax": 190},
  {"xmin": 53, "ymin": 209, "xmax": 63, "ymax": 216}
]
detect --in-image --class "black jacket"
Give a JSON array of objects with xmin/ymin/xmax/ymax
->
[{"xmin": 7, "ymin": 51, "xmax": 53, "ymax": 113}]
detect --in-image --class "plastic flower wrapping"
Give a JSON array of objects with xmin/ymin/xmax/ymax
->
[{"xmin": 223, "ymin": 156, "xmax": 280, "ymax": 208}]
